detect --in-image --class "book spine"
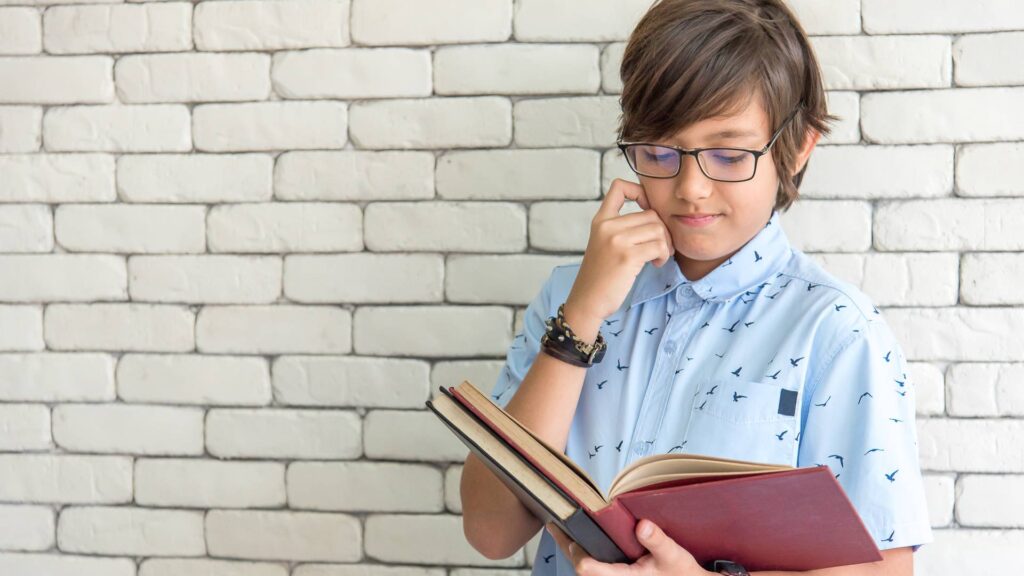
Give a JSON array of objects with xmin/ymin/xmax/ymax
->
[{"xmin": 589, "ymin": 498, "xmax": 647, "ymax": 561}]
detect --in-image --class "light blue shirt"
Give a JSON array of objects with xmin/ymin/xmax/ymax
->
[{"xmin": 489, "ymin": 210, "xmax": 933, "ymax": 575}]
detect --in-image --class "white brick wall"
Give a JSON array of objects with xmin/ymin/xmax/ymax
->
[{"xmin": 1, "ymin": 0, "xmax": 1020, "ymax": 573}]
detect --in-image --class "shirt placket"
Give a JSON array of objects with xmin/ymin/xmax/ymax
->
[{"xmin": 626, "ymin": 285, "xmax": 705, "ymax": 462}]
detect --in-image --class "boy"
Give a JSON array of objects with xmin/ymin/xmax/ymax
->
[{"xmin": 460, "ymin": 1, "xmax": 933, "ymax": 574}]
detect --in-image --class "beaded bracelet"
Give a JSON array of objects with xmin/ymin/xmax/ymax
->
[{"xmin": 540, "ymin": 302, "xmax": 608, "ymax": 367}]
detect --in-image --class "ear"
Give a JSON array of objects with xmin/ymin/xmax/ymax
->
[{"xmin": 793, "ymin": 128, "xmax": 822, "ymax": 175}]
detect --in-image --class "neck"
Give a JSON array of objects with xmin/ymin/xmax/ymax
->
[{"xmin": 676, "ymin": 251, "xmax": 735, "ymax": 282}]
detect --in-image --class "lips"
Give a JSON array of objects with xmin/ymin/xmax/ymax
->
[{"xmin": 673, "ymin": 213, "xmax": 721, "ymax": 227}]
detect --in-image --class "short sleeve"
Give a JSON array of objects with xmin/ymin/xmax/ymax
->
[
  {"xmin": 797, "ymin": 316, "xmax": 934, "ymax": 553},
  {"xmin": 489, "ymin": 267, "xmax": 557, "ymax": 410}
]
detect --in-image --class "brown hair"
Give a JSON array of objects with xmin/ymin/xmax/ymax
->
[{"xmin": 617, "ymin": 0, "xmax": 839, "ymax": 211}]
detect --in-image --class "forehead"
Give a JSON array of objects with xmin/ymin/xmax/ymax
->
[{"xmin": 664, "ymin": 93, "xmax": 770, "ymax": 145}]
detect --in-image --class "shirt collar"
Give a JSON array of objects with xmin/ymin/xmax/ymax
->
[{"xmin": 627, "ymin": 210, "xmax": 792, "ymax": 308}]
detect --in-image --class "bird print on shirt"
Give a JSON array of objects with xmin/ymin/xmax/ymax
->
[{"xmin": 488, "ymin": 210, "xmax": 931, "ymax": 573}]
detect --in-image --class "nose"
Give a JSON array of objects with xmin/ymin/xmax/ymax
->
[{"xmin": 674, "ymin": 153, "xmax": 713, "ymax": 202}]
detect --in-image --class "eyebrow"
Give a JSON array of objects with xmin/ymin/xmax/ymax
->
[{"xmin": 705, "ymin": 128, "xmax": 760, "ymax": 139}]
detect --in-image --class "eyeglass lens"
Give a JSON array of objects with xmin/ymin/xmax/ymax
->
[{"xmin": 625, "ymin": 145, "xmax": 756, "ymax": 181}]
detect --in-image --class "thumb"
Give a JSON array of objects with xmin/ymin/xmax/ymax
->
[{"xmin": 636, "ymin": 519, "xmax": 680, "ymax": 563}]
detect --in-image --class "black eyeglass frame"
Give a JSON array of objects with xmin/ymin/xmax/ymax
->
[{"xmin": 616, "ymin": 103, "xmax": 804, "ymax": 183}]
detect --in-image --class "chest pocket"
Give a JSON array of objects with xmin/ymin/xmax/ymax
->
[{"xmin": 682, "ymin": 377, "xmax": 799, "ymax": 466}]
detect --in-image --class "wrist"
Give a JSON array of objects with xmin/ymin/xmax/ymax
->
[{"xmin": 560, "ymin": 298, "xmax": 602, "ymax": 345}]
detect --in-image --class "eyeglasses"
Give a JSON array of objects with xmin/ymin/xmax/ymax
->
[{"xmin": 617, "ymin": 104, "xmax": 803, "ymax": 183}]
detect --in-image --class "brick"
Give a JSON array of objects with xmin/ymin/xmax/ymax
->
[
  {"xmin": 351, "ymin": 0, "xmax": 510, "ymax": 46},
  {"xmin": 272, "ymin": 355, "xmax": 430, "ymax": 409},
  {"xmin": 808, "ymin": 252, "xmax": 958, "ymax": 306},
  {"xmin": 116, "ymin": 53, "xmax": 270, "ymax": 103},
  {"xmin": 0, "ymin": 404, "xmax": 49, "ymax": 451},
  {"xmin": 435, "ymin": 44, "xmax": 599, "ymax": 95},
  {"xmin": 349, "ymin": 97, "xmax": 511, "ymax": 149},
  {"xmin": 129, "ymin": 255, "xmax": 282, "ymax": 304},
  {"xmin": 207, "ymin": 203, "xmax": 361, "ymax": 253},
  {"xmin": 432, "ymin": 361, "xmax": 506, "ymax": 401},
  {"xmin": 0, "ymin": 153, "xmax": 114, "ymax": 202},
  {"xmin": 863, "ymin": 0, "xmax": 1024, "ymax": 33},
  {"xmin": 296, "ymin": 566, "xmax": 444, "ymax": 576},
  {"xmin": 119, "ymin": 153, "xmax": 272, "ymax": 203},
  {"xmin": 44, "ymin": 104, "xmax": 190, "ymax": 152},
  {"xmin": 814, "ymin": 35, "xmax": 950, "ymax": 90},
  {"xmin": 140, "ymin": 559, "xmax": 287, "ymax": 576},
  {"xmin": 444, "ymin": 464, "xmax": 462, "ymax": 513},
  {"xmin": 887, "ymin": 308, "xmax": 1024, "ymax": 361},
  {"xmin": 43, "ymin": 3, "xmax": 192, "ymax": 54},
  {"xmin": 365, "ymin": 202, "xmax": 525, "ymax": 252},
  {"xmin": 355, "ymin": 305, "xmax": 509, "ymax": 357},
  {"xmin": 819, "ymin": 91, "xmax": 861, "ymax": 145},
  {"xmin": 365, "ymin": 514, "xmax": 521, "ymax": 566},
  {"xmin": 0, "ymin": 305, "xmax": 42, "ymax": 351},
  {"xmin": 287, "ymin": 461, "xmax": 443, "ymax": 512},
  {"xmin": 136, "ymin": 458, "xmax": 285, "ymax": 508},
  {"xmin": 947, "ymin": 363, "xmax": 1024, "ymax": 417},
  {"xmin": 275, "ymin": 150, "xmax": 434, "ymax": 201},
  {"xmin": 53, "ymin": 404, "xmax": 204, "ymax": 455},
  {"xmin": 273, "ymin": 48, "xmax": 430, "ymax": 99},
  {"xmin": 922, "ymin": 473, "xmax": 955, "ymax": 527},
  {"xmin": 800, "ymin": 145, "xmax": 953, "ymax": 199},
  {"xmin": 0, "ymin": 454, "xmax": 131, "ymax": 504},
  {"xmin": 0, "ymin": 255, "xmax": 126, "ymax": 302},
  {"xmin": 0, "ymin": 106, "xmax": 42, "ymax": 152},
  {"xmin": 911, "ymin": 362, "xmax": 946, "ymax": 417},
  {"xmin": 0, "ymin": 56, "xmax": 112, "ymax": 104},
  {"xmin": 206, "ymin": 510, "xmax": 361, "ymax": 561},
  {"xmin": 862, "ymin": 88, "xmax": 1024, "ymax": 144},
  {"xmin": 957, "ymin": 143, "xmax": 1024, "ymax": 197},
  {"xmin": 779, "ymin": 200, "xmax": 872, "ymax": 252},
  {"xmin": 58, "ymin": 506, "xmax": 205, "ymax": 556},
  {"xmin": 0, "ymin": 8, "xmax": 41, "ymax": 54},
  {"xmin": 364, "ymin": 409, "xmax": 468, "ymax": 462},
  {"xmin": 193, "ymin": 101, "xmax": 347, "ymax": 151},
  {"xmin": 446, "ymin": 255, "xmax": 578, "ymax": 304},
  {"xmin": 206, "ymin": 408, "xmax": 361, "ymax": 459},
  {"xmin": 528, "ymin": 201, "xmax": 601, "ymax": 251},
  {"xmin": 437, "ymin": 149, "xmax": 600, "ymax": 200},
  {"xmin": 44, "ymin": 304, "xmax": 195, "ymax": 352},
  {"xmin": 513, "ymin": 96, "xmax": 621, "ymax": 147},
  {"xmin": 962, "ymin": 253, "xmax": 1024, "ymax": 305},
  {"xmin": 919, "ymin": 418, "xmax": 1024, "ymax": 472},
  {"xmin": 785, "ymin": 0, "xmax": 861, "ymax": 35},
  {"xmin": 118, "ymin": 353, "xmax": 271, "ymax": 406},
  {"xmin": 916, "ymin": 530, "xmax": 1024, "ymax": 575},
  {"xmin": 514, "ymin": 0, "xmax": 652, "ymax": 42},
  {"xmin": 0, "ymin": 504, "xmax": 54, "ymax": 550},
  {"xmin": 955, "ymin": 32, "xmax": 1024, "ymax": 86},
  {"xmin": 195, "ymin": 0, "xmax": 350, "ymax": 51},
  {"xmin": 56, "ymin": 204, "xmax": 205, "ymax": 253},
  {"xmin": 0, "ymin": 554, "xmax": 134, "ymax": 576},
  {"xmin": 956, "ymin": 475, "xmax": 1024, "ymax": 527},
  {"xmin": 0, "ymin": 205, "xmax": 51, "ymax": 252},
  {"xmin": 196, "ymin": 305, "xmax": 351, "ymax": 354},
  {"xmin": 284, "ymin": 253, "xmax": 442, "ymax": 304},
  {"xmin": 875, "ymin": 199, "xmax": 1024, "ymax": 251},
  {"xmin": 0, "ymin": 353, "xmax": 115, "ymax": 402}
]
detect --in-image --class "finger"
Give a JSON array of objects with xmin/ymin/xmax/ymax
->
[
  {"xmin": 597, "ymin": 178, "xmax": 650, "ymax": 223},
  {"xmin": 544, "ymin": 522, "xmax": 572, "ymax": 560}
]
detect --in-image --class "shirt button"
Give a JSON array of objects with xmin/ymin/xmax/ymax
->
[
  {"xmin": 631, "ymin": 441, "xmax": 646, "ymax": 455},
  {"xmin": 664, "ymin": 341, "xmax": 677, "ymax": 354}
]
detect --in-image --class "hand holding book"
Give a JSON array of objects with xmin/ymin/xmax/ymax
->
[{"xmin": 428, "ymin": 380, "xmax": 883, "ymax": 572}]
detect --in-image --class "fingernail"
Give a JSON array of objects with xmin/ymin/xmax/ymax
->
[{"xmin": 639, "ymin": 520, "xmax": 653, "ymax": 538}]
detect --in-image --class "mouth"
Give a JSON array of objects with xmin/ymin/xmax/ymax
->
[{"xmin": 672, "ymin": 213, "xmax": 722, "ymax": 227}]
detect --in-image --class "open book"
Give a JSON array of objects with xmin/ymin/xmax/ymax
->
[{"xmin": 427, "ymin": 379, "xmax": 883, "ymax": 571}]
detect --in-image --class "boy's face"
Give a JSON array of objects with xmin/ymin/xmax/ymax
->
[{"xmin": 639, "ymin": 95, "xmax": 811, "ymax": 279}]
